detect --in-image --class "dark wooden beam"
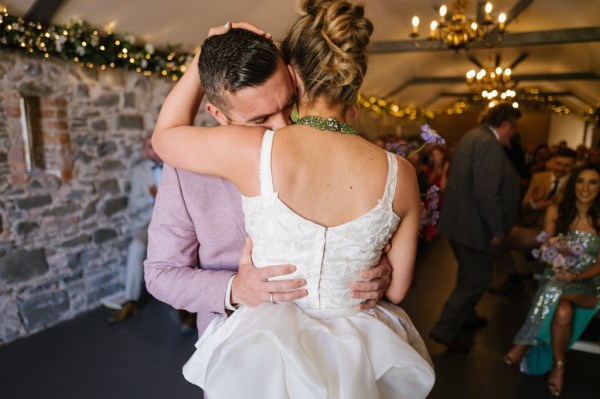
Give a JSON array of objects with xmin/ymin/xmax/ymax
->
[
  {"xmin": 24, "ymin": 0, "xmax": 67, "ymax": 23},
  {"xmin": 385, "ymin": 72, "xmax": 599, "ymax": 99},
  {"xmin": 371, "ymin": 27, "xmax": 600, "ymax": 54}
]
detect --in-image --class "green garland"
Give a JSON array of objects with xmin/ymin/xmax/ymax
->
[
  {"xmin": 0, "ymin": 7, "xmax": 192, "ymax": 80},
  {"xmin": 357, "ymin": 94, "xmax": 434, "ymax": 121}
]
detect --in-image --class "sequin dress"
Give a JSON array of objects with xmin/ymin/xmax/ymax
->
[
  {"xmin": 182, "ymin": 130, "xmax": 435, "ymax": 398},
  {"xmin": 514, "ymin": 231, "xmax": 600, "ymax": 375}
]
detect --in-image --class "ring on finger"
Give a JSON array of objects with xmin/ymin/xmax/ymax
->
[
  {"xmin": 270, "ymin": 292, "xmax": 274, "ymax": 303},
  {"xmin": 224, "ymin": 21, "xmax": 232, "ymax": 30}
]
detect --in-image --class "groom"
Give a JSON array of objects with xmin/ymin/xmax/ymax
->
[{"xmin": 144, "ymin": 24, "xmax": 392, "ymax": 336}]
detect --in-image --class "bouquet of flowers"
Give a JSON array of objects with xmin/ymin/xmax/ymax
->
[
  {"xmin": 531, "ymin": 231, "xmax": 586, "ymax": 272},
  {"xmin": 384, "ymin": 124, "xmax": 446, "ymax": 234}
]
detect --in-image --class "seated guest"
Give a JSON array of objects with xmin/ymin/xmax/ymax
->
[
  {"xmin": 504, "ymin": 164, "xmax": 600, "ymax": 397},
  {"xmin": 490, "ymin": 148, "xmax": 577, "ymax": 295}
]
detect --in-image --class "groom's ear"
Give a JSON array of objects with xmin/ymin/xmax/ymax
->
[{"xmin": 206, "ymin": 103, "xmax": 229, "ymax": 126}]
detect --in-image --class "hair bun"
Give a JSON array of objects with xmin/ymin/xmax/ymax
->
[{"xmin": 282, "ymin": 0, "xmax": 373, "ymax": 109}]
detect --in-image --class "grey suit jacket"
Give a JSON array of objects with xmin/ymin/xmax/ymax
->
[{"xmin": 438, "ymin": 125, "xmax": 520, "ymax": 253}]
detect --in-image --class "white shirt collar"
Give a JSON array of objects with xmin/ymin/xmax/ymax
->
[{"xmin": 489, "ymin": 126, "xmax": 500, "ymax": 141}]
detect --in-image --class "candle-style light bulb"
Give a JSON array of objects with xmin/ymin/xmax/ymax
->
[
  {"xmin": 411, "ymin": 16, "xmax": 420, "ymax": 37},
  {"xmin": 429, "ymin": 21, "xmax": 438, "ymax": 38},
  {"xmin": 439, "ymin": 5, "xmax": 447, "ymax": 22},
  {"xmin": 498, "ymin": 13, "xmax": 507, "ymax": 32}
]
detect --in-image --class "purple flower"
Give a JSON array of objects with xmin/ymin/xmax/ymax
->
[
  {"xmin": 531, "ymin": 248, "xmax": 541, "ymax": 259},
  {"xmin": 565, "ymin": 256, "xmax": 577, "ymax": 269},
  {"xmin": 385, "ymin": 143, "xmax": 408, "ymax": 158},
  {"xmin": 542, "ymin": 247, "xmax": 559, "ymax": 262},
  {"xmin": 420, "ymin": 124, "xmax": 445, "ymax": 145},
  {"xmin": 571, "ymin": 242, "xmax": 585, "ymax": 256},
  {"xmin": 536, "ymin": 231, "xmax": 549, "ymax": 243}
]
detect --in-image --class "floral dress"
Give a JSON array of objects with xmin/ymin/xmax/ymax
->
[{"xmin": 514, "ymin": 231, "xmax": 600, "ymax": 375}]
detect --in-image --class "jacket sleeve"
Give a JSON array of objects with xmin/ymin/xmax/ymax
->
[
  {"xmin": 472, "ymin": 137, "xmax": 506, "ymax": 236},
  {"xmin": 144, "ymin": 164, "xmax": 235, "ymax": 316}
]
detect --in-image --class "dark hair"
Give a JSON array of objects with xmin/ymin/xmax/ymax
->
[
  {"xmin": 281, "ymin": 0, "xmax": 373, "ymax": 110},
  {"xmin": 481, "ymin": 103, "xmax": 522, "ymax": 128},
  {"xmin": 552, "ymin": 147, "xmax": 577, "ymax": 161},
  {"xmin": 199, "ymin": 28, "xmax": 280, "ymax": 112},
  {"xmin": 555, "ymin": 163, "xmax": 600, "ymax": 234}
]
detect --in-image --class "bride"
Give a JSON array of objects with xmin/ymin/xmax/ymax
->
[{"xmin": 152, "ymin": 0, "xmax": 435, "ymax": 397}]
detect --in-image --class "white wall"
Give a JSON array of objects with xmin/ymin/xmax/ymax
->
[{"xmin": 547, "ymin": 113, "xmax": 586, "ymax": 148}]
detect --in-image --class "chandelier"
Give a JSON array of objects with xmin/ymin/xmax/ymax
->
[
  {"xmin": 466, "ymin": 65, "xmax": 516, "ymax": 101},
  {"xmin": 410, "ymin": 1, "xmax": 506, "ymax": 50}
]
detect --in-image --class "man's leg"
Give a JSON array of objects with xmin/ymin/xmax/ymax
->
[
  {"xmin": 109, "ymin": 230, "xmax": 148, "ymax": 323},
  {"xmin": 431, "ymin": 241, "xmax": 494, "ymax": 345}
]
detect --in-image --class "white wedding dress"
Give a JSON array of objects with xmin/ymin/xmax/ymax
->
[{"xmin": 183, "ymin": 130, "xmax": 435, "ymax": 398}]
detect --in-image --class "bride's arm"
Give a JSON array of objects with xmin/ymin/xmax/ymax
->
[
  {"xmin": 385, "ymin": 156, "xmax": 421, "ymax": 304},
  {"xmin": 152, "ymin": 42, "xmax": 264, "ymax": 193}
]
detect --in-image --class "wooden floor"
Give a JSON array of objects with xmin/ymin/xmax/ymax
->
[{"xmin": 1, "ymin": 237, "xmax": 599, "ymax": 398}]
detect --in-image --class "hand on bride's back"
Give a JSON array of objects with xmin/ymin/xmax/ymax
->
[{"xmin": 231, "ymin": 237, "xmax": 308, "ymax": 307}]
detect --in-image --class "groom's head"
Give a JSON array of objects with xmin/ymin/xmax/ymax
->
[{"xmin": 200, "ymin": 28, "xmax": 296, "ymax": 130}]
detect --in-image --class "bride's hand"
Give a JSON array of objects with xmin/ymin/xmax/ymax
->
[{"xmin": 208, "ymin": 22, "xmax": 272, "ymax": 39}]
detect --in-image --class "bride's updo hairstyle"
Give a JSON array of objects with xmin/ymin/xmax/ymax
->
[{"xmin": 281, "ymin": 0, "xmax": 373, "ymax": 110}]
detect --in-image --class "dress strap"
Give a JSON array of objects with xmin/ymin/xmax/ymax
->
[
  {"xmin": 381, "ymin": 151, "xmax": 398, "ymax": 208},
  {"xmin": 259, "ymin": 129, "xmax": 276, "ymax": 195}
]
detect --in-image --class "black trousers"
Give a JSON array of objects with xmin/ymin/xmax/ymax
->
[{"xmin": 431, "ymin": 240, "xmax": 494, "ymax": 340}]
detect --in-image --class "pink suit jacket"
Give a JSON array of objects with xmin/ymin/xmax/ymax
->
[{"xmin": 144, "ymin": 164, "xmax": 247, "ymax": 334}]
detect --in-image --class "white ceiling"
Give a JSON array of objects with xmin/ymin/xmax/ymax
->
[{"xmin": 4, "ymin": 0, "xmax": 600, "ymax": 113}]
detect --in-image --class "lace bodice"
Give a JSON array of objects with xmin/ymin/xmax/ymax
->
[{"xmin": 242, "ymin": 130, "xmax": 401, "ymax": 313}]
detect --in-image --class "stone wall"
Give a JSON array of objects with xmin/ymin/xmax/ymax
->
[{"xmin": 0, "ymin": 50, "xmax": 214, "ymax": 344}]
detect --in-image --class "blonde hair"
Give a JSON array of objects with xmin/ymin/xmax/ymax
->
[{"xmin": 281, "ymin": 0, "xmax": 373, "ymax": 110}]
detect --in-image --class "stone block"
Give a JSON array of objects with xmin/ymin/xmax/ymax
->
[
  {"xmin": 92, "ymin": 93, "xmax": 119, "ymax": 107},
  {"xmin": 18, "ymin": 81, "xmax": 52, "ymax": 96},
  {"xmin": 102, "ymin": 197, "xmax": 128, "ymax": 217},
  {"xmin": 82, "ymin": 202, "xmax": 97, "ymax": 220},
  {"xmin": 42, "ymin": 204, "xmax": 78, "ymax": 217},
  {"xmin": 124, "ymin": 92, "xmax": 135, "ymax": 108},
  {"xmin": 60, "ymin": 235, "xmax": 90, "ymax": 248},
  {"xmin": 96, "ymin": 179, "xmax": 120, "ymax": 195},
  {"xmin": 92, "ymin": 229, "xmax": 117, "ymax": 244},
  {"xmin": 97, "ymin": 141, "xmax": 117, "ymax": 157},
  {"xmin": 100, "ymin": 159, "xmax": 124, "ymax": 171},
  {"xmin": 91, "ymin": 119, "xmax": 107, "ymax": 132},
  {"xmin": 19, "ymin": 291, "xmax": 69, "ymax": 331},
  {"xmin": 0, "ymin": 295, "xmax": 22, "ymax": 344},
  {"xmin": 15, "ymin": 221, "xmax": 40, "ymax": 236},
  {"xmin": 0, "ymin": 248, "xmax": 49, "ymax": 284},
  {"xmin": 14, "ymin": 195, "xmax": 52, "ymax": 210},
  {"xmin": 117, "ymin": 114, "xmax": 144, "ymax": 130}
]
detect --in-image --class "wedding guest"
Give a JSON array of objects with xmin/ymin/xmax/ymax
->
[
  {"xmin": 109, "ymin": 137, "xmax": 161, "ymax": 322},
  {"xmin": 575, "ymin": 144, "xmax": 588, "ymax": 167},
  {"xmin": 430, "ymin": 104, "xmax": 521, "ymax": 352},
  {"xmin": 504, "ymin": 163, "xmax": 600, "ymax": 397},
  {"xmin": 422, "ymin": 146, "xmax": 449, "ymax": 240},
  {"xmin": 489, "ymin": 148, "xmax": 579, "ymax": 296}
]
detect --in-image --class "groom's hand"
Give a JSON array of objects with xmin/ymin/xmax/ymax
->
[
  {"xmin": 231, "ymin": 237, "xmax": 308, "ymax": 308},
  {"xmin": 350, "ymin": 254, "xmax": 392, "ymax": 311}
]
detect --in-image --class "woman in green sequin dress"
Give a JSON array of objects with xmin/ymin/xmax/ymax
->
[{"xmin": 504, "ymin": 164, "xmax": 600, "ymax": 396}]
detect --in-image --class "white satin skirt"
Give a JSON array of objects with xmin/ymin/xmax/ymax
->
[{"xmin": 183, "ymin": 301, "xmax": 435, "ymax": 399}]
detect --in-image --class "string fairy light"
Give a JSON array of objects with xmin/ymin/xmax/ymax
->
[{"xmin": 0, "ymin": 7, "xmax": 193, "ymax": 80}]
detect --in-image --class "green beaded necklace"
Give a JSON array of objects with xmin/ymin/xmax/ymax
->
[{"xmin": 296, "ymin": 115, "xmax": 358, "ymax": 135}]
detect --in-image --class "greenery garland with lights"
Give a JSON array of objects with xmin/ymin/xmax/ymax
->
[
  {"xmin": 357, "ymin": 94, "xmax": 434, "ymax": 121},
  {"xmin": 0, "ymin": 7, "xmax": 192, "ymax": 80}
]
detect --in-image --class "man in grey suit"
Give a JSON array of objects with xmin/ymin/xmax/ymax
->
[{"xmin": 430, "ymin": 103, "xmax": 521, "ymax": 352}]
